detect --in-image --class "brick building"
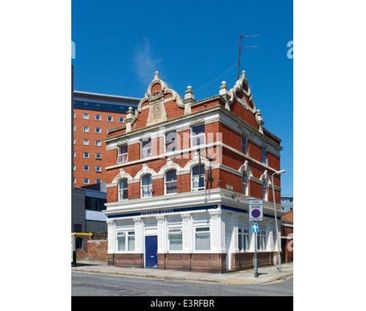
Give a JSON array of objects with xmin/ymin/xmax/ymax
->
[
  {"xmin": 72, "ymin": 91, "xmax": 139, "ymax": 188},
  {"xmin": 281, "ymin": 209, "xmax": 293, "ymax": 263},
  {"xmin": 103, "ymin": 71, "xmax": 285, "ymax": 273}
]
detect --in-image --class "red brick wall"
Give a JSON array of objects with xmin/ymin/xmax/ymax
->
[{"xmin": 76, "ymin": 239, "xmax": 108, "ymax": 262}]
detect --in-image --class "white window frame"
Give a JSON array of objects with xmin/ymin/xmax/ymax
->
[
  {"xmin": 119, "ymin": 117, "xmax": 125, "ymax": 123},
  {"xmin": 73, "ymin": 178, "xmax": 76, "ymax": 184},
  {"xmin": 73, "ymin": 112, "xmax": 76, "ymax": 119},
  {"xmin": 194, "ymin": 226, "xmax": 210, "ymax": 251},
  {"xmin": 95, "ymin": 140, "xmax": 102, "ymax": 147},
  {"xmin": 73, "ymin": 152, "xmax": 76, "ymax": 158},
  {"xmin": 191, "ymin": 123, "xmax": 205, "ymax": 147},
  {"xmin": 83, "ymin": 164, "xmax": 89, "ymax": 172},
  {"xmin": 83, "ymin": 177, "xmax": 90, "ymax": 185},
  {"xmin": 82, "ymin": 139, "xmax": 89, "ymax": 146},
  {"xmin": 168, "ymin": 228, "xmax": 183, "ymax": 252},
  {"xmin": 107, "ymin": 115, "xmax": 113, "ymax": 122},
  {"xmin": 83, "ymin": 113, "xmax": 89, "ymax": 120},
  {"xmin": 95, "ymin": 114, "xmax": 101, "ymax": 121},
  {"xmin": 140, "ymin": 174, "xmax": 152, "ymax": 198},
  {"xmin": 191, "ymin": 164, "xmax": 205, "ymax": 191},
  {"xmin": 117, "ymin": 144, "xmax": 128, "ymax": 164},
  {"xmin": 165, "ymin": 130, "xmax": 177, "ymax": 153},
  {"xmin": 95, "ymin": 153, "xmax": 102, "ymax": 160},
  {"xmin": 73, "ymin": 125, "xmax": 76, "ymax": 132},
  {"xmin": 140, "ymin": 138, "xmax": 152, "ymax": 158},
  {"xmin": 73, "ymin": 165, "xmax": 76, "ymax": 171},
  {"xmin": 95, "ymin": 166, "xmax": 102, "ymax": 173},
  {"xmin": 164, "ymin": 169, "xmax": 177, "ymax": 195},
  {"xmin": 83, "ymin": 152, "xmax": 90, "ymax": 159},
  {"xmin": 118, "ymin": 178, "xmax": 128, "ymax": 201},
  {"xmin": 95, "ymin": 127, "xmax": 102, "ymax": 134},
  {"xmin": 116, "ymin": 230, "xmax": 135, "ymax": 252},
  {"xmin": 73, "ymin": 139, "xmax": 76, "ymax": 145},
  {"xmin": 83, "ymin": 126, "xmax": 89, "ymax": 133}
]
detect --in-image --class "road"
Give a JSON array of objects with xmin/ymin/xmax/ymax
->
[{"xmin": 72, "ymin": 272, "xmax": 293, "ymax": 296}]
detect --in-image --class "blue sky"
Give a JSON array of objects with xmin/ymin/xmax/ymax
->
[{"xmin": 72, "ymin": 0, "xmax": 293, "ymax": 196}]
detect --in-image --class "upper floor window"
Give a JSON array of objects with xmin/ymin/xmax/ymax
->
[
  {"xmin": 262, "ymin": 178, "xmax": 268, "ymax": 201},
  {"xmin": 261, "ymin": 146, "xmax": 267, "ymax": 164},
  {"xmin": 83, "ymin": 178, "xmax": 90, "ymax": 184},
  {"xmin": 95, "ymin": 127, "xmax": 102, "ymax": 134},
  {"xmin": 141, "ymin": 138, "xmax": 152, "ymax": 158},
  {"xmin": 117, "ymin": 144, "xmax": 128, "ymax": 164},
  {"xmin": 83, "ymin": 126, "xmax": 89, "ymax": 133},
  {"xmin": 95, "ymin": 166, "xmax": 102, "ymax": 173},
  {"xmin": 83, "ymin": 164, "xmax": 89, "ymax": 171},
  {"xmin": 242, "ymin": 136, "xmax": 248, "ymax": 154},
  {"xmin": 165, "ymin": 130, "xmax": 177, "ymax": 153},
  {"xmin": 95, "ymin": 114, "xmax": 101, "ymax": 121},
  {"xmin": 83, "ymin": 139, "xmax": 89, "ymax": 146},
  {"xmin": 141, "ymin": 174, "xmax": 152, "ymax": 198},
  {"xmin": 83, "ymin": 152, "xmax": 89, "ymax": 159},
  {"xmin": 119, "ymin": 117, "xmax": 125, "ymax": 123},
  {"xmin": 73, "ymin": 126, "xmax": 76, "ymax": 132},
  {"xmin": 191, "ymin": 164, "xmax": 205, "ymax": 191},
  {"xmin": 95, "ymin": 153, "xmax": 102, "ymax": 160},
  {"xmin": 107, "ymin": 115, "xmax": 113, "ymax": 122},
  {"xmin": 242, "ymin": 171, "xmax": 249, "ymax": 196},
  {"xmin": 73, "ymin": 139, "xmax": 76, "ymax": 145},
  {"xmin": 73, "ymin": 152, "xmax": 76, "ymax": 158},
  {"xmin": 95, "ymin": 140, "xmax": 102, "ymax": 147},
  {"xmin": 83, "ymin": 113, "xmax": 89, "ymax": 120},
  {"xmin": 73, "ymin": 112, "xmax": 76, "ymax": 119},
  {"xmin": 191, "ymin": 123, "xmax": 205, "ymax": 147},
  {"xmin": 118, "ymin": 178, "xmax": 128, "ymax": 200},
  {"xmin": 165, "ymin": 169, "xmax": 177, "ymax": 194}
]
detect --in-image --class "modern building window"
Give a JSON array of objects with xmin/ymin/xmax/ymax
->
[
  {"xmin": 191, "ymin": 123, "xmax": 205, "ymax": 147},
  {"xmin": 95, "ymin": 127, "xmax": 102, "ymax": 134},
  {"xmin": 242, "ymin": 171, "xmax": 249, "ymax": 196},
  {"xmin": 141, "ymin": 174, "xmax": 152, "ymax": 198},
  {"xmin": 168, "ymin": 229, "xmax": 182, "ymax": 251},
  {"xmin": 83, "ymin": 164, "xmax": 89, "ymax": 171},
  {"xmin": 242, "ymin": 136, "xmax": 248, "ymax": 154},
  {"xmin": 107, "ymin": 115, "xmax": 113, "ymax": 122},
  {"xmin": 117, "ymin": 231, "xmax": 135, "ymax": 251},
  {"xmin": 83, "ymin": 113, "xmax": 89, "ymax": 120},
  {"xmin": 119, "ymin": 117, "xmax": 125, "ymax": 123},
  {"xmin": 165, "ymin": 169, "xmax": 177, "ymax": 194},
  {"xmin": 83, "ymin": 139, "xmax": 89, "ymax": 146},
  {"xmin": 83, "ymin": 152, "xmax": 89, "ymax": 159},
  {"xmin": 141, "ymin": 137, "xmax": 152, "ymax": 158},
  {"xmin": 95, "ymin": 140, "xmax": 102, "ymax": 146},
  {"xmin": 83, "ymin": 126, "xmax": 89, "ymax": 133},
  {"xmin": 191, "ymin": 164, "xmax": 205, "ymax": 191},
  {"xmin": 261, "ymin": 146, "xmax": 267, "ymax": 164},
  {"xmin": 83, "ymin": 178, "xmax": 90, "ymax": 184},
  {"xmin": 95, "ymin": 166, "xmax": 102, "ymax": 173},
  {"xmin": 257, "ymin": 231, "xmax": 267, "ymax": 251},
  {"xmin": 95, "ymin": 114, "xmax": 101, "ymax": 121},
  {"xmin": 95, "ymin": 153, "xmax": 102, "ymax": 160},
  {"xmin": 195, "ymin": 227, "xmax": 210, "ymax": 250},
  {"xmin": 117, "ymin": 144, "xmax": 128, "ymax": 163},
  {"xmin": 238, "ymin": 228, "xmax": 250, "ymax": 252},
  {"xmin": 118, "ymin": 178, "xmax": 128, "ymax": 200},
  {"xmin": 165, "ymin": 130, "xmax": 177, "ymax": 152}
]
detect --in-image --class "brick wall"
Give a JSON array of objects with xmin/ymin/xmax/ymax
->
[{"xmin": 76, "ymin": 239, "xmax": 108, "ymax": 262}]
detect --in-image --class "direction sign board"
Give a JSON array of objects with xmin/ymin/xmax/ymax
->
[{"xmin": 249, "ymin": 199, "xmax": 263, "ymax": 221}]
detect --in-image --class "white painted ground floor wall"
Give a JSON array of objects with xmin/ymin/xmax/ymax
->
[{"xmin": 106, "ymin": 207, "xmax": 281, "ymax": 270}]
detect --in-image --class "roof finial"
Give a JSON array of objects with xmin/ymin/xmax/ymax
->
[
  {"xmin": 241, "ymin": 70, "xmax": 246, "ymax": 79},
  {"xmin": 154, "ymin": 70, "xmax": 160, "ymax": 80}
]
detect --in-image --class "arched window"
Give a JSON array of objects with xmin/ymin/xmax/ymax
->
[
  {"xmin": 191, "ymin": 164, "xmax": 205, "ymax": 191},
  {"xmin": 118, "ymin": 178, "xmax": 128, "ymax": 201},
  {"xmin": 141, "ymin": 174, "xmax": 152, "ymax": 198},
  {"xmin": 242, "ymin": 171, "xmax": 249, "ymax": 196},
  {"xmin": 165, "ymin": 169, "xmax": 177, "ymax": 194}
]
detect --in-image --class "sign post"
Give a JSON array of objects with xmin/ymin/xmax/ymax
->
[{"xmin": 249, "ymin": 199, "xmax": 263, "ymax": 278}]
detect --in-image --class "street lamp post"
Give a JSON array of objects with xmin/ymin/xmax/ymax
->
[{"xmin": 271, "ymin": 169, "xmax": 286, "ymax": 272}]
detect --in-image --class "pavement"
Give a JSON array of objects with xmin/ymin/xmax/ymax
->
[{"xmin": 72, "ymin": 261, "xmax": 293, "ymax": 285}]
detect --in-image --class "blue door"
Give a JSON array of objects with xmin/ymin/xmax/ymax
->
[{"xmin": 145, "ymin": 236, "xmax": 158, "ymax": 268}]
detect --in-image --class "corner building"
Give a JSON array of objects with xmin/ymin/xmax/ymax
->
[{"xmin": 103, "ymin": 71, "xmax": 284, "ymax": 273}]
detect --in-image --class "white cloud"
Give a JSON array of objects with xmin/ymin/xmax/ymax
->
[{"xmin": 134, "ymin": 39, "xmax": 161, "ymax": 85}]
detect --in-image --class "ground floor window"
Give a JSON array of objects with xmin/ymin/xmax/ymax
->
[
  {"xmin": 117, "ymin": 231, "xmax": 135, "ymax": 251},
  {"xmin": 238, "ymin": 228, "xmax": 250, "ymax": 251},
  {"xmin": 195, "ymin": 227, "xmax": 210, "ymax": 251},
  {"xmin": 168, "ymin": 228, "xmax": 182, "ymax": 251},
  {"xmin": 257, "ymin": 231, "xmax": 267, "ymax": 251}
]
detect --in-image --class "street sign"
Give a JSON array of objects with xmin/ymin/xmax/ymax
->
[
  {"xmin": 252, "ymin": 223, "xmax": 259, "ymax": 233},
  {"xmin": 249, "ymin": 199, "xmax": 263, "ymax": 221}
]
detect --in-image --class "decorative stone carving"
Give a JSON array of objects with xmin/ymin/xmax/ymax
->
[
  {"xmin": 125, "ymin": 106, "xmax": 135, "ymax": 133},
  {"xmin": 219, "ymin": 81, "xmax": 231, "ymax": 111},
  {"xmin": 183, "ymin": 85, "xmax": 195, "ymax": 115},
  {"xmin": 255, "ymin": 109, "xmax": 264, "ymax": 134}
]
